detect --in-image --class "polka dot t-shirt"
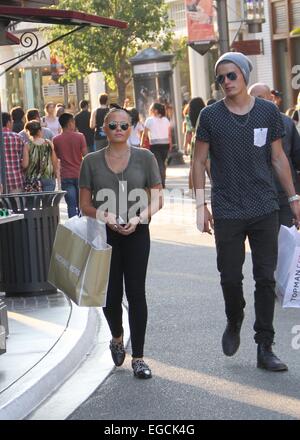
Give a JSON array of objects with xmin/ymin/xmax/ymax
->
[{"xmin": 196, "ymin": 98, "xmax": 285, "ymax": 219}]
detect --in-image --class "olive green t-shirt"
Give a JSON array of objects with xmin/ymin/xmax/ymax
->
[{"xmin": 79, "ymin": 147, "xmax": 161, "ymax": 221}]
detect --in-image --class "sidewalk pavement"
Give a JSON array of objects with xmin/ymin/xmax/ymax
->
[{"xmin": 0, "ymin": 159, "xmax": 198, "ymax": 420}]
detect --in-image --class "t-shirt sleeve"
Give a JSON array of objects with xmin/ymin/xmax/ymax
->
[
  {"xmin": 146, "ymin": 152, "xmax": 162, "ymax": 187},
  {"xmin": 270, "ymin": 106, "xmax": 285, "ymax": 142},
  {"xmin": 145, "ymin": 118, "xmax": 152, "ymax": 129},
  {"xmin": 196, "ymin": 108, "xmax": 211, "ymax": 143},
  {"xmin": 79, "ymin": 156, "xmax": 92, "ymax": 189}
]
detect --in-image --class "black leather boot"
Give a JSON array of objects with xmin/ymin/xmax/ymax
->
[
  {"xmin": 222, "ymin": 313, "xmax": 244, "ymax": 356},
  {"xmin": 257, "ymin": 343, "xmax": 288, "ymax": 371}
]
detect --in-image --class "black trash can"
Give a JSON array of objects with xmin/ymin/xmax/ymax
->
[{"xmin": 0, "ymin": 191, "xmax": 65, "ymax": 296}]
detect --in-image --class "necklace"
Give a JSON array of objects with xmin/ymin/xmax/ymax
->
[
  {"xmin": 224, "ymin": 97, "xmax": 254, "ymax": 128},
  {"xmin": 105, "ymin": 149, "xmax": 130, "ymax": 192},
  {"xmin": 106, "ymin": 145, "xmax": 130, "ymax": 159}
]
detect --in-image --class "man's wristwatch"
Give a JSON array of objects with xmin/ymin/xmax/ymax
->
[{"xmin": 288, "ymin": 195, "xmax": 300, "ymax": 203}]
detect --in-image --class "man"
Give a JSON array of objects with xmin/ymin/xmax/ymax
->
[
  {"xmin": 249, "ymin": 83, "xmax": 300, "ymax": 226},
  {"xmin": 10, "ymin": 106, "xmax": 25, "ymax": 133},
  {"xmin": 193, "ymin": 52, "xmax": 300, "ymax": 372},
  {"xmin": 19, "ymin": 108, "xmax": 54, "ymax": 144},
  {"xmin": 1, "ymin": 112, "xmax": 27, "ymax": 193},
  {"xmin": 90, "ymin": 93, "xmax": 109, "ymax": 151},
  {"xmin": 75, "ymin": 100, "xmax": 94, "ymax": 153},
  {"xmin": 53, "ymin": 113, "xmax": 87, "ymax": 218}
]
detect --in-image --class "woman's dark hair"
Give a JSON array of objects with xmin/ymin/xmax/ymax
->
[
  {"xmin": 151, "ymin": 102, "xmax": 166, "ymax": 117},
  {"xmin": 10, "ymin": 106, "xmax": 25, "ymax": 122},
  {"xmin": 25, "ymin": 120, "xmax": 42, "ymax": 137},
  {"xmin": 189, "ymin": 97, "xmax": 205, "ymax": 128},
  {"xmin": 206, "ymin": 98, "xmax": 217, "ymax": 106},
  {"xmin": 130, "ymin": 108, "xmax": 140, "ymax": 127}
]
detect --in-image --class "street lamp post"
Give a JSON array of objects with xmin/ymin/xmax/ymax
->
[{"xmin": 216, "ymin": 0, "xmax": 230, "ymax": 55}]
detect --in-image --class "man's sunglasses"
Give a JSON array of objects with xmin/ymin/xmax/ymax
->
[
  {"xmin": 216, "ymin": 71, "xmax": 238, "ymax": 84},
  {"xmin": 107, "ymin": 121, "xmax": 130, "ymax": 131}
]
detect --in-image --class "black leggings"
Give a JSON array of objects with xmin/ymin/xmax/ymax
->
[
  {"xmin": 150, "ymin": 144, "xmax": 169, "ymax": 188},
  {"xmin": 103, "ymin": 225, "xmax": 150, "ymax": 358}
]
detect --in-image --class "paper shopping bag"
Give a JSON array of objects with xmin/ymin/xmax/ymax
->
[
  {"xmin": 275, "ymin": 225, "xmax": 300, "ymax": 308},
  {"xmin": 48, "ymin": 224, "xmax": 111, "ymax": 307}
]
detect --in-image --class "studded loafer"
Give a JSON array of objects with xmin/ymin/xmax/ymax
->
[
  {"xmin": 132, "ymin": 359, "xmax": 152, "ymax": 379},
  {"xmin": 109, "ymin": 339, "xmax": 126, "ymax": 367}
]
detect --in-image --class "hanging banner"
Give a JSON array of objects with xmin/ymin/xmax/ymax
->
[{"xmin": 185, "ymin": 0, "xmax": 215, "ymax": 43}]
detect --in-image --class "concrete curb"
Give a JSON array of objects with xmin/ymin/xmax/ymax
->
[
  {"xmin": 28, "ymin": 305, "xmax": 130, "ymax": 420},
  {"xmin": 0, "ymin": 301, "xmax": 98, "ymax": 420}
]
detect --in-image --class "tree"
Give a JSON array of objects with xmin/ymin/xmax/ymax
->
[{"xmin": 46, "ymin": 0, "xmax": 175, "ymax": 103}]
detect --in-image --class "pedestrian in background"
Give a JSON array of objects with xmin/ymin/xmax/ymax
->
[
  {"xmin": 141, "ymin": 102, "xmax": 172, "ymax": 188},
  {"xmin": 1, "ymin": 112, "xmax": 27, "ymax": 193},
  {"xmin": 79, "ymin": 107, "xmax": 163, "ymax": 379},
  {"xmin": 270, "ymin": 89, "xmax": 283, "ymax": 111},
  {"xmin": 75, "ymin": 100, "xmax": 95, "ymax": 153},
  {"xmin": 182, "ymin": 103, "xmax": 193, "ymax": 156},
  {"xmin": 128, "ymin": 108, "xmax": 144, "ymax": 148},
  {"xmin": 90, "ymin": 93, "xmax": 110, "ymax": 151},
  {"xmin": 19, "ymin": 108, "xmax": 54, "ymax": 144},
  {"xmin": 42, "ymin": 102, "xmax": 61, "ymax": 136},
  {"xmin": 53, "ymin": 113, "xmax": 87, "ymax": 217},
  {"xmin": 187, "ymin": 97, "xmax": 206, "ymax": 197},
  {"xmin": 23, "ymin": 120, "xmax": 58, "ymax": 192},
  {"xmin": 249, "ymin": 82, "xmax": 300, "ymax": 227},
  {"xmin": 10, "ymin": 106, "xmax": 25, "ymax": 133},
  {"xmin": 193, "ymin": 52, "xmax": 300, "ymax": 372}
]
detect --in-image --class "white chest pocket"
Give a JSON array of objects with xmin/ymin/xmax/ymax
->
[{"xmin": 254, "ymin": 128, "xmax": 268, "ymax": 147}]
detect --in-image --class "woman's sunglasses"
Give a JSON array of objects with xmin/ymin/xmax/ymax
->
[
  {"xmin": 216, "ymin": 71, "xmax": 238, "ymax": 84},
  {"xmin": 107, "ymin": 121, "xmax": 130, "ymax": 131}
]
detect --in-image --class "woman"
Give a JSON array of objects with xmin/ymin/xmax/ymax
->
[
  {"xmin": 42, "ymin": 102, "xmax": 61, "ymax": 136},
  {"xmin": 141, "ymin": 102, "xmax": 172, "ymax": 188},
  {"xmin": 24, "ymin": 120, "xmax": 58, "ymax": 191},
  {"xmin": 187, "ymin": 97, "xmax": 207, "ymax": 195},
  {"xmin": 182, "ymin": 103, "xmax": 193, "ymax": 156},
  {"xmin": 128, "ymin": 108, "xmax": 144, "ymax": 147},
  {"xmin": 79, "ymin": 108, "xmax": 163, "ymax": 379}
]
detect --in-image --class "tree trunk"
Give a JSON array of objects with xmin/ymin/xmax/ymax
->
[{"xmin": 116, "ymin": 79, "xmax": 127, "ymax": 106}]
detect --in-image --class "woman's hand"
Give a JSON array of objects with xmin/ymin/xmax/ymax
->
[{"xmin": 118, "ymin": 216, "xmax": 140, "ymax": 235}]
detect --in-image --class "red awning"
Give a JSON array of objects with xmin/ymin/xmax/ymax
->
[
  {"xmin": 0, "ymin": 6, "xmax": 127, "ymax": 29},
  {"xmin": 0, "ymin": 31, "xmax": 20, "ymax": 45}
]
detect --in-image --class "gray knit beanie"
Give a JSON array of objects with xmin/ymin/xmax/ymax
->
[{"xmin": 215, "ymin": 52, "xmax": 253, "ymax": 85}]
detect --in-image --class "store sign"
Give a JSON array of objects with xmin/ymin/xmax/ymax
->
[
  {"xmin": 133, "ymin": 62, "xmax": 172, "ymax": 75},
  {"xmin": 13, "ymin": 46, "xmax": 50, "ymax": 68},
  {"xmin": 185, "ymin": 0, "xmax": 216, "ymax": 43},
  {"xmin": 42, "ymin": 84, "xmax": 64, "ymax": 97},
  {"xmin": 231, "ymin": 39, "xmax": 263, "ymax": 56}
]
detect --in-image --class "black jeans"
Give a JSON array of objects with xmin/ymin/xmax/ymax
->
[
  {"xmin": 150, "ymin": 144, "xmax": 169, "ymax": 188},
  {"xmin": 214, "ymin": 211, "xmax": 279, "ymax": 345},
  {"xmin": 103, "ymin": 225, "xmax": 150, "ymax": 358}
]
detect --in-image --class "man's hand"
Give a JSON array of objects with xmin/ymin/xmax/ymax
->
[
  {"xmin": 290, "ymin": 200, "xmax": 300, "ymax": 228},
  {"xmin": 196, "ymin": 205, "xmax": 214, "ymax": 234}
]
